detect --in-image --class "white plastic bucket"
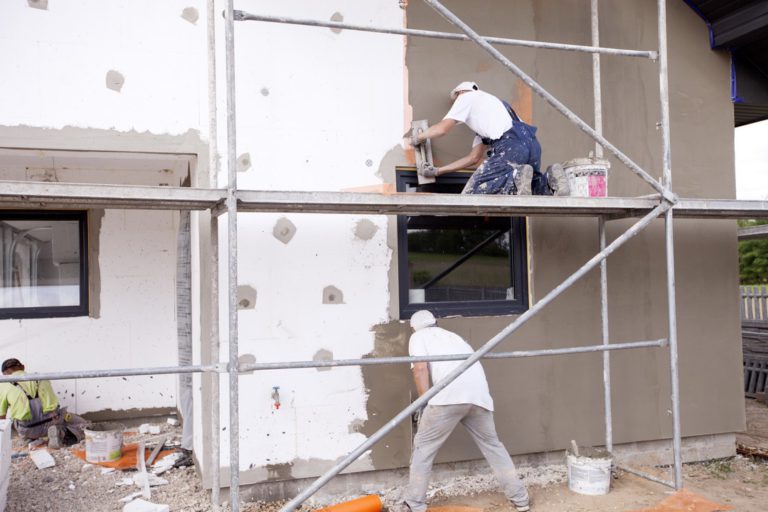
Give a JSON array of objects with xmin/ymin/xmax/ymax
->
[
  {"xmin": 84, "ymin": 422, "xmax": 124, "ymax": 463},
  {"xmin": 562, "ymin": 157, "xmax": 610, "ymax": 197},
  {"xmin": 566, "ymin": 447, "xmax": 612, "ymax": 496}
]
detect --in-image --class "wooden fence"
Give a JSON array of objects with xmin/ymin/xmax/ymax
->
[
  {"xmin": 741, "ymin": 285, "xmax": 768, "ymax": 325},
  {"xmin": 742, "ymin": 286, "xmax": 768, "ymax": 399}
]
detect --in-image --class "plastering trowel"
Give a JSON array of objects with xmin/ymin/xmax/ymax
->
[{"xmin": 411, "ymin": 119, "xmax": 435, "ymax": 185}]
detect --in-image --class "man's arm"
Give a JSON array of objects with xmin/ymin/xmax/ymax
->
[
  {"xmin": 427, "ymin": 143, "xmax": 486, "ymax": 177},
  {"xmin": 414, "ymin": 118, "xmax": 458, "ymax": 144},
  {"xmin": 411, "ymin": 362, "xmax": 431, "ymax": 397}
]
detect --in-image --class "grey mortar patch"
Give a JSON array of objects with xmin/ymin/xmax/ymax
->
[
  {"xmin": 260, "ymin": 87, "xmax": 270, "ymax": 96},
  {"xmin": 27, "ymin": 0, "xmax": 47, "ymax": 9},
  {"xmin": 237, "ymin": 152, "xmax": 252, "ymax": 172},
  {"xmin": 238, "ymin": 353, "xmax": 256, "ymax": 374},
  {"xmin": 347, "ymin": 418, "xmax": 365, "ymax": 433},
  {"xmin": 354, "ymin": 219, "xmax": 378, "ymax": 241},
  {"xmin": 322, "ymin": 285, "xmax": 344, "ymax": 304},
  {"xmin": 330, "ymin": 12, "xmax": 344, "ymax": 33},
  {"xmin": 272, "ymin": 217, "xmax": 296, "ymax": 244},
  {"xmin": 181, "ymin": 7, "xmax": 199, "ymax": 24},
  {"xmin": 25, "ymin": 168, "xmax": 57, "ymax": 182},
  {"xmin": 105, "ymin": 70, "xmax": 125, "ymax": 92},
  {"xmin": 237, "ymin": 285, "xmax": 257, "ymax": 310},
  {"xmin": 265, "ymin": 462, "xmax": 294, "ymax": 481},
  {"xmin": 312, "ymin": 349, "xmax": 333, "ymax": 372}
]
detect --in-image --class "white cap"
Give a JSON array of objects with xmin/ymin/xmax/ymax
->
[
  {"xmin": 450, "ymin": 81, "xmax": 479, "ymax": 100},
  {"xmin": 410, "ymin": 310, "xmax": 437, "ymax": 331}
]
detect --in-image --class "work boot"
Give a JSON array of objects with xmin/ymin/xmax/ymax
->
[
  {"xmin": 514, "ymin": 505, "xmax": 530, "ymax": 512},
  {"xmin": 512, "ymin": 164, "xmax": 533, "ymax": 195},
  {"xmin": 47, "ymin": 425, "xmax": 61, "ymax": 450},
  {"xmin": 546, "ymin": 163, "xmax": 570, "ymax": 196}
]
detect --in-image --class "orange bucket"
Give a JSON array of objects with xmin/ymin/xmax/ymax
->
[{"xmin": 316, "ymin": 495, "xmax": 382, "ymax": 512}]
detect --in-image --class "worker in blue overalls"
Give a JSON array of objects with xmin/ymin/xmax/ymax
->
[{"xmin": 411, "ymin": 81, "xmax": 568, "ymax": 196}]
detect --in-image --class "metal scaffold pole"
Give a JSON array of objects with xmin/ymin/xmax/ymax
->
[
  {"xmin": 233, "ymin": 11, "xmax": 657, "ymax": 59},
  {"xmin": 224, "ymin": 0, "xmax": 241, "ymax": 508},
  {"xmin": 591, "ymin": 0, "xmax": 612, "ymax": 453},
  {"xmin": 206, "ymin": 0, "xmax": 222, "ymax": 506},
  {"xmin": 657, "ymin": 0, "xmax": 684, "ymax": 490},
  {"xmin": 420, "ymin": 0, "xmax": 673, "ymax": 202}
]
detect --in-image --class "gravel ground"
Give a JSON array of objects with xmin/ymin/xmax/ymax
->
[
  {"xmin": 8, "ymin": 401, "xmax": 768, "ymax": 511},
  {"xmin": 7, "ymin": 420, "xmax": 211, "ymax": 512}
]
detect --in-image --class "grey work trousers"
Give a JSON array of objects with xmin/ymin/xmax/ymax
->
[{"xmin": 405, "ymin": 404, "xmax": 529, "ymax": 512}]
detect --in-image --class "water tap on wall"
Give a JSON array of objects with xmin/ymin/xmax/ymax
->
[{"xmin": 271, "ymin": 386, "xmax": 281, "ymax": 409}]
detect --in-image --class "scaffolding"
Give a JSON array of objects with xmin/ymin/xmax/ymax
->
[{"xmin": 0, "ymin": 1, "xmax": 761, "ymax": 512}]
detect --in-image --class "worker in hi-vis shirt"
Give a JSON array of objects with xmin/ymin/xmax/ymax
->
[{"xmin": 0, "ymin": 358, "xmax": 86, "ymax": 448}]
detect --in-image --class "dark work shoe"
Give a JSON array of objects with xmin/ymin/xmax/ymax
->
[
  {"xmin": 513, "ymin": 164, "xmax": 533, "ymax": 195},
  {"xmin": 173, "ymin": 448, "xmax": 194, "ymax": 468},
  {"xmin": 546, "ymin": 163, "xmax": 570, "ymax": 196}
]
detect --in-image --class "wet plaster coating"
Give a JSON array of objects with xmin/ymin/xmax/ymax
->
[
  {"xmin": 105, "ymin": 70, "xmax": 125, "ymax": 93},
  {"xmin": 330, "ymin": 12, "xmax": 344, "ymax": 34},
  {"xmin": 322, "ymin": 285, "xmax": 345, "ymax": 305},
  {"xmin": 237, "ymin": 152, "xmax": 252, "ymax": 172},
  {"xmin": 181, "ymin": 6, "xmax": 199, "ymax": 24},
  {"xmin": 359, "ymin": 322, "xmax": 413, "ymax": 470},
  {"xmin": 312, "ymin": 349, "xmax": 334, "ymax": 372},
  {"xmin": 87, "ymin": 209, "xmax": 104, "ymax": 319},
  {"xmin": 27, "ymin": 0, "xmax": 46, "ymax": 10},
  {"xmin": 401, "ymin": 0, "xmax": 744, "ymax": 466},
  {"xmin": 354, "ymin": 219, "xmax": 379, "ymax": 241},
  {"xmin": 238, "ymin": 285, "xmax": 257, "ymax": 310},
  {"xmin": 272, "ymin": 217, "xmax": 297, "ymax": 245}
]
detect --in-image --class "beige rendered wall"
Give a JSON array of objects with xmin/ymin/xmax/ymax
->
[{"xmin": 366, "ymin": 0, "xmax": 745, "ymax": 468}]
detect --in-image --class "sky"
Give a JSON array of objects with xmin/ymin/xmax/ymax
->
[{"xmin": 735, "ymin": 119, "xmax": 768, "ymax": 200}]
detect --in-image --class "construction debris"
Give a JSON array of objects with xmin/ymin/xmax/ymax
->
[
  {"xmin": 122, "ymin": 498, "xmax": 170, "ymax": 512},
  {"xmin": 138, "ymin": 424, "xmax": 162, "ymax": 435},
  {"xmin": 29, "ymin": 449, "xmax": 55, "ymax": 469}
]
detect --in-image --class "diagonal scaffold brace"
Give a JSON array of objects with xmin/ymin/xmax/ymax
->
[
  {"xmin": 280, "ymin": 200, "xmax": 672, "ymax": 512},
  {"xmin": 421, "ymin": 0, "xmax": 677, "ymax": 205}
]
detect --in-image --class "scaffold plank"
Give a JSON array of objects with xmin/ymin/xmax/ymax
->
[
  {"xmin": 236, "ymin": 190, "xmax": 659, "ymax": 217},
  {"xmin": 0, "ymin": 180, "xmax": 224, "ymax": 210},
  {"xmin": 0, "ymin": 181, "xmax": 765, "ymax": 220}
]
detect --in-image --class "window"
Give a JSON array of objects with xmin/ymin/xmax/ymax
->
[
  {"xmin": 397, "ymin": 170, "xmax": 528, "ymax": 319},
  {"xmin": 0, "ymin": 211, "xmax": 88, "ymax": 319}
]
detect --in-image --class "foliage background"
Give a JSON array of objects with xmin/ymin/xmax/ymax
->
[{"xmin": 739, "ymin": 220, "xmax": 768, "ymax": 284}]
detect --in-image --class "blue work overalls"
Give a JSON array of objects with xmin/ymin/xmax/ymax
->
[{"xmin": 462, "ymin": 100, "xmax": 550, "ymax": 195}]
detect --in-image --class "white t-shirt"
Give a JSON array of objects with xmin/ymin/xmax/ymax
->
[
  {"xmin": 409, "ymin": 326, "xmax": 494, "ymax": 411},
  {"xmin": 444, "ymin": 90, "xmax": 513, "ymax": 147}
]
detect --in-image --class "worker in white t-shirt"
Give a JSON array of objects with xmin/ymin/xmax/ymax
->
[
  {"xmin": 398, "ymin": 310, "xmax": 530, "ymax": 512},
  {"xmin": 411, "ymin": 81, "xmax": 568, "ymax": 196}
]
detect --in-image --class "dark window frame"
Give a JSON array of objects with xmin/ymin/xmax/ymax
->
[
  {"xmin": 396, "ymin": 170, "xmax": 528, "ymax": 319},
  {"xmin": 0, "ymin": 210, "xmax": 89, "ymax": 320}
]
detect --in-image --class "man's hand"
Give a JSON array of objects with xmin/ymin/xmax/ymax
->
[
  {"xmin": 411, "ymin": 131, "xmax": 422, "ymax": 148},
  {"xmin": 412, "ymin": 406, "xmax": 426, "ymax": 426},
  {"xmin": 419, "ymin": 164, "xmax": 439, "ymax": 178}
]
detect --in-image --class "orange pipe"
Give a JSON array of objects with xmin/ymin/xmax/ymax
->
[{"xmin": 316, "ymin": 495, "xmax": 382, "ymax": 512}]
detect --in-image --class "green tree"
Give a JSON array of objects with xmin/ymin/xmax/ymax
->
[{"xmin": 739, "ymin": 220, "xmax": 768, "ymax": 284}]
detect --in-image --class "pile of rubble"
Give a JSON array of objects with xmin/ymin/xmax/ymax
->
[{"xmin": 8, "ymin": 418, "xmax": 210, "ymax": 512}]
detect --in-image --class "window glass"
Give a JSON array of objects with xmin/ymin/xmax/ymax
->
[{"xmin": 0, "ymin": 212, "xmax": 88, "ymax": 318}]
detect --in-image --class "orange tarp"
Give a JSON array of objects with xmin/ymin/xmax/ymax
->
[
  {"xmin": 71, "ymin": 442, "xmax": 174, "ymax": 470},
  {"xmin": 629, "ymin": 489, "xmax": 733, "ymax": 512}
]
